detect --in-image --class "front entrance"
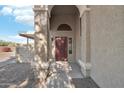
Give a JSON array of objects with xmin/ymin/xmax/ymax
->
[{"xmin": 55, "ymin": 37, "xmax": 68, "ymax": 61}]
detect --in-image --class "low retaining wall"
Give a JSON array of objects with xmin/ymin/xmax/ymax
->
[
  {"xmin": 16, "ymin": 45, "xmax": 34, "ymax": 63},
  {"xmin": 0, "ymin": 46, "xmax": 12, "ymax": 52}
]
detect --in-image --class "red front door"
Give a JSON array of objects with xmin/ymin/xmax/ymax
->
[{"xmin": 55, "ymin": 37, "xmax": 68, "ymax": 61}]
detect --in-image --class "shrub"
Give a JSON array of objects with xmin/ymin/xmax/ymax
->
[{"xmin": 0, "ymin": 40, "xmax": 16, "ymax": 46}]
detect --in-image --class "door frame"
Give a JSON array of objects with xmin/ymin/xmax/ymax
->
[{"xmin": 50, "ymin": 31, "xmax": 75, "ymax": 62}]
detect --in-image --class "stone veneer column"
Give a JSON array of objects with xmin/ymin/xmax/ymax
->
[{"xmin": 33, "ymin": 5, "xmax": 48, "ymax": 87}]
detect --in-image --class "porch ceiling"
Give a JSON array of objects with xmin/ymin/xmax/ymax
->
[{"xmin": 50, "ymin": 5, "xmax": 79, "ymax": 15}]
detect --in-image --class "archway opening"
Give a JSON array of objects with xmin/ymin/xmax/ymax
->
[
  {"xmin": 50, "ymin": 5, "xmax": 80, "ymax": 16},
  {"xmin": 49, "ymin": 5, "xmax": 80, "ymax": 63}
]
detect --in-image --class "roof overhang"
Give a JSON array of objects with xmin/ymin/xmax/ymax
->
[{"xmin": 19, "ymin": 33, "xmax": 34, "ymax": 39}]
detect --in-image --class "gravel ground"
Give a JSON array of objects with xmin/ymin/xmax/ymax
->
[
  {"xmin": 0, "ymin": 52, "xmax": 15, "ymax": 62},
  {"xmin": 0, "ymin": 60, "xmax": 99, "ymax": 88},
  {"xmin": 0, "ymin": 61, "xmax": 74, "ymax": 88},
  {"xmin": 0, "ymin": 63, "xmax": 35, "ymax": 88}
]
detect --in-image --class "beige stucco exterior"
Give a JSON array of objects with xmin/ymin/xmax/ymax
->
[{"xmin": 90, "ymin": 5, "xmax": 124, "ymax": 88}]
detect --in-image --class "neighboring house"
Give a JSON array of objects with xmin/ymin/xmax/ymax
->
[{"xmin": 18, "ymin": 5, "xmax": 124, "ymax": 88}]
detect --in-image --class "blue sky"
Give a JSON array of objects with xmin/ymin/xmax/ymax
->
[{"xmin": 0, "ymin": 5, "xmax": 34, "ymax": 43}]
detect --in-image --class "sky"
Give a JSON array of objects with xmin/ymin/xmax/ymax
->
[{"xmin": 0, "ymin": 5, "xmax": 34, "ymax": 43}]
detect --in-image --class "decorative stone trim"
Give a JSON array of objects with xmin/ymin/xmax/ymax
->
[
  {"xmin": 33, "ymin": 5, "xmax": 48, "ymax": 12},
  {"xmin": 78, "ymin": 60, "xmax": 92, "ymax": 78}
]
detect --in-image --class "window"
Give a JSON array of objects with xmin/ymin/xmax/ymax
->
[
  {"xmin": 57, "ymin": 24, "xmax": 72, "ymax": 31},
  {"xmin": 68, "ymin": 38, "xmax": 72, "ymax": 54}
]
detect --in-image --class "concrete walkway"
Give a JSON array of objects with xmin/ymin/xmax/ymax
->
[
  {"xmin": 68, "ymin": 62, "xmax": 99, "ymax": 88},
  {"xmin": 72, "ymin": 78, "xmax": 99, "ymax": 88},
  {"xmin": 69, "ymin": 62, "xmax": 84, "ymax": 78}
]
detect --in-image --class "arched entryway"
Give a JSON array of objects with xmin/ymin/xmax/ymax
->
[
  {"xmin": 33, "ymin": 5, "xmax": 91, "ymax": 78},
  {"xmin": 49, "ymin": 5, "xmax": 80, "ymax": 62}
]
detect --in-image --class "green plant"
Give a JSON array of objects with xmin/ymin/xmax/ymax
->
[{"xmin": 0, "ymin": 40, "xmax": 16, "ymax": 46}]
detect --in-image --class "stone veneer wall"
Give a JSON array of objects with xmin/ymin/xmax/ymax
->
[{"xmin": 16, "ymin": 44, "xmax": 34, "ymax": 63}]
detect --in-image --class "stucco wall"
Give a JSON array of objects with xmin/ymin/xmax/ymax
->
[
  {"xmin": 90, "ymin": 5, "xmax": 124, "ymax": 87},
  {"xmin": 50, "ymin": 15, "xmax": 75, "ymax": 31}
]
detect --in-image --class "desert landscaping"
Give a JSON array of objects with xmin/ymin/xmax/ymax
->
[
  {"xmin": 0, "ymin": 40, "xmax": 98, "ymax": 88},
  {"xmin": 0, "ymin": 40, "xmax": 16, "ymax": 62},
  {"xmin": 0, "ymin": 47, "xmax": 15, "ymax": 62}
]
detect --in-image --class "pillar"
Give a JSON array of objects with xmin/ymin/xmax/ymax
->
[
  {"xmin": 79, "ymin": 7, "xmax": 91, "ymax": 78},
  {"xmin": 33, "ymin": 5, "xmax": 48, "ymax": 87},
  {"xmin": 27, "ymin": 38, "xmax": 29, "ymax": 49}
]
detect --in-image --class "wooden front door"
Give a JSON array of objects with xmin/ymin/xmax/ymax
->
[{"xmin": 55, "ymin": 37, "xmax": 68, "ymax": 61}]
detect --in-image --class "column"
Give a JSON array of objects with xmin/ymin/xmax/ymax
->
[
  {"xmin": 79, "ymin": 8, "xmax": 91, "ymax": 78},
  {"xmin": 47, "ymin": 12, "xmax": 50, "ymax": 61},
  {"xmin": 85, "ymin": 10, "xmax": 91, "ymax": 77},
  {"xmin": 27, "ymin": 38, "xmax": 29, "ymax": 49},
  {"xmin": 33, "ymin": 5, "xmax": 48, "ymax": 87}
]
